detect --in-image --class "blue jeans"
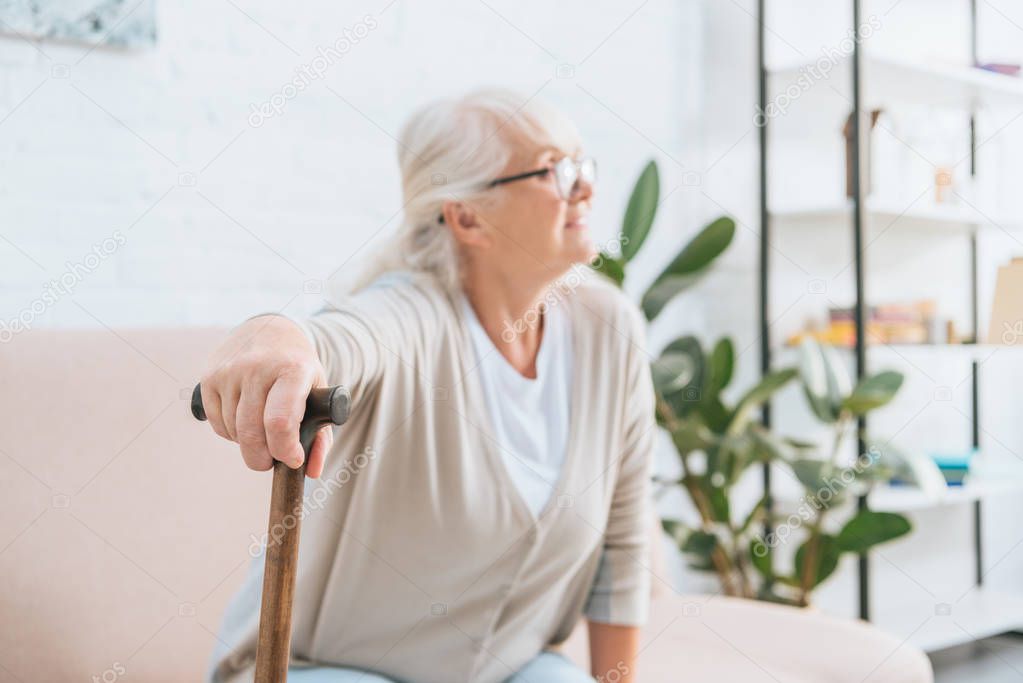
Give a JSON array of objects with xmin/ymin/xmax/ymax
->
[{"xmin": 287, "ymin": 650, "xmax": 593, "ymax": 682}]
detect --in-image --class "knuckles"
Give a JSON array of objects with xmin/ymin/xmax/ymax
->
[{"xmin": 264, "ymin": 413, "xmax": 297, "ymax": 434}]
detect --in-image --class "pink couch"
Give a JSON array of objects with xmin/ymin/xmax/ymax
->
[{"xmin": 0, "ymin": 328, "xmax": 932, "ymax": 682}]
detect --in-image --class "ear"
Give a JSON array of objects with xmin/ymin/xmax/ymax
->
[{"xmin": 441, "ymin": 200, "xmax": 492, "ymax": 248}]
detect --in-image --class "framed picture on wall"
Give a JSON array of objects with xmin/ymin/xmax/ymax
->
[{"xmin": 0, "ymin": 0, "xmax": 157, "ymax": 47}]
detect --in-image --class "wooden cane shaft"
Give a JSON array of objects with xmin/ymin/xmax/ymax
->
[{"xmin": 254, "ymin": 459, "xmax": 307, "ymax": 683}]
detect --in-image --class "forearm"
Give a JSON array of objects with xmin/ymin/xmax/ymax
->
[{"xmin": 587, "ymin": 620, "xmax": 640, "ymax": 682}]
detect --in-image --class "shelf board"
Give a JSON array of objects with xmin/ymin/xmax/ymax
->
[
  {"xmin": 874, "ymin": 587, "xmax": 1023, "ymax": 653},
  {"xmin": 772, "ymin": 478, "xmax": 1023, "ymax": 515},
  {"xmin": 775, "ymin": 343, "xmax": 1016, "ymax": 358},
  {"xmin": 770, "ymin": 199, "xmax": 1019, "ymax": 229},
  {"xmin": 769, "ymin": 53, "xmax": 1023, "ymax": 109},
  {"xmin": 868, "ymin": 478, "xmax": 1023, "ymax": 514}
]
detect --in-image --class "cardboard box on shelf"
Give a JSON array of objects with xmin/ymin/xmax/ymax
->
[{"xmin": 988, "ymin": 257, "xmax": 1023, "ymax": 345}]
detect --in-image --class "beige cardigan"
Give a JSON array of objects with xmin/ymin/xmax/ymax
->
[{"xmin": 210, "ymin": 269, "xmax": 657, "ymax": 683}]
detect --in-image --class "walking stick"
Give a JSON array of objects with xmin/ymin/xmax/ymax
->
[{"xmin": 191, "ymin": 383, "xmax": 352, "ymax": 683}]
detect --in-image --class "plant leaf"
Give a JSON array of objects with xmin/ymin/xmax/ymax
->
[
  {"xmin": 836, "ymin": 510, "xmax": 912, "ymax": 553},
  {"xmin": 739, "ymin": 495, "xmax": 768, "ymax": 534},
  {"xmin": 798, "ymin": 339, "xmax": 840, "ymax": 423},
  {"xmin": 640, "ymin": 216, "xmax": 736, "ymax": 320},
  {"xmin": 651, "ymin": 351, "xmax": 694, "ymax": 396},
  {"xmin": 706, "ymin": 485, "xmax": 731, "ymax": 523},
  {"xmin": 706, "ymin": 338, "xmax": 734, "ymax": 396},
  {"xmin": 679, "ymin": 529, "xmax": 719, "ymax": 572},
  {"xmin": 659, "ymin": 336, "xmax": 706, "ymax": 418},
  {"xmin": 750, "ymin": 538, "xmax": 773, "ymax": 579},
  {"xmin": 720, "ymin": 433, "xmax": 759, "ymax": 484},
  {"xmin": 640, "ymin": 275, "xmax": 700, "ymax": 321},
  {"xmin": 621, "ymin": 160, "xmax": 659, "ymax": 261},
  {"xmin": 669, "ymin": 418, "xmax": 714, "ymax": 456},
  {"xmin": 698, "ymin": 397, "xmax": 731, "ymax": 433},
  {"xmin": 750, "ymin": 425, "xmax": 797, "ymax": 463},
  {"xmin": 682, "ymin": 529, "xmax": 719, "ymax": 554},
  {"xmin": 794, "ymin": 534, "xmax": 841, "ymax": 589},
  {"xmin": 822, "ymin": 343, "xmax": 853, "ymax": 398},
  {"xmin": 590, "ymin": 252, "xmax": 625, "ymax": 287},
  {"xmin": 661, "ymin": 518, "xmax": 686, "ymax": 544},
  {"xmin": 842, "ymin": 371, "xmax": 904, "ymax": 416},
  {"xmin": 727, "ymin": 368, "xmax": 798, "ymax": 434},
  {"xmin": 791, "ymin": 458, "xmax": 829, "ymax": 491},
  {"xmin": 790, "ymin": 458, "xmax": 850, "ymax": 508}
]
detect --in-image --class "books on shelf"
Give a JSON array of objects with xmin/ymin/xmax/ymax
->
[{"xmin": 786, "ymin": 299, "xmax": 960, "ymax": 347}]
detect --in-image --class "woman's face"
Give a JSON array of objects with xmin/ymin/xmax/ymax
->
[{"xmin": 464, "ymin": 138, "xmax": 596, "ymax": 284}]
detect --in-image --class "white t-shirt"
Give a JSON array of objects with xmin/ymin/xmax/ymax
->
[{"xmin": 460, "ymin": 293, "xmax": 573, "ymax": 518}]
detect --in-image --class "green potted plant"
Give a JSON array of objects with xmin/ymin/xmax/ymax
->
[{"xmin": 592, "ymin": 160, "xmax": 914, "ymax": 605}]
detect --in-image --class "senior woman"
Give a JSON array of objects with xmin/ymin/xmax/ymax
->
[{"xmin": 203, "ymin": 89, "xmax": 656, "ymax": 683}]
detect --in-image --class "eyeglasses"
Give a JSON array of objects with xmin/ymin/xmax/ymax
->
[
  {"xmin": 437, "ymin": 156, "xmax": 596, "ymax": 224},
  {"xmin": 488, "ymin": 156, "xmax": 597, "ymax": 200}
]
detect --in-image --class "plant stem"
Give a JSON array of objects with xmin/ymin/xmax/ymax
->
[
  {"xmin": 656, "ymin": 395, "xmax": 740, "ymax": 596},
  {"xmin": 797, "ymin": 415, "xmax": 850, "ymax": 606},
  {"xmin": 733, "ymin": 540, "xmax": 754, "ymax": 598}
]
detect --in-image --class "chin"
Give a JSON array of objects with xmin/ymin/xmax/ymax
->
[{"xmin": 559, "ymin": 246, "xmax": 598, "ymax": 271}]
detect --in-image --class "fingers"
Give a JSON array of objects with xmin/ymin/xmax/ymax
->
[
  {"xmin": 200, "ymin": 386, "xmax": 227, "ymax": 439},
  {"xmin": 236, "ymin": 376, "xmax": 274, "ymax": 472},
  {"xmin": 264, "ymin": 369, "xmax": 315, "ymax": 469},
  {"xmin": 305, "ymin": 426, "xmax": 334, "ymax": 479},
  {"xmin": 219, "ymin": 381, "xmax": 241, "ymax": 441}
]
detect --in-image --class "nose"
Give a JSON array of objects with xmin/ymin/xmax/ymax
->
[{"xmin": 570, "ymin": 175, "xmax": 593, "ymax": 203}]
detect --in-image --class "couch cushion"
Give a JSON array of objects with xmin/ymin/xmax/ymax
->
[
  {"xmin": 0, "ymin": 327, "xmax": 270, "ymax": 683},
  {"xmin": 555, "ymin": 592, "xmax": 933, "ymax": 682}
]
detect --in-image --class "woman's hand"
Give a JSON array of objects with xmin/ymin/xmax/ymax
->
[{"xmin": 198, "ymin": 314, "xmax": 333, "ymax": 478}]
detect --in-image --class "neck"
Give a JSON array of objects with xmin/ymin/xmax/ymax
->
[{"xmin": 461, "ymin": 265, "xmax": 553, "ymax": 379}]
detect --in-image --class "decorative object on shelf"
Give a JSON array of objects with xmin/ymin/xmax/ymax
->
[
  {"xmin": 882, "ymin": 444, "xmax": 948, "ymax": 499},
  {"xmin": 929, "ymin": 451, "xmax": 974, "ymax": 486},
  {"xmin": 843, "ymin": 109, "xmax": 882, "ymax": 198},
  {"xmin": 594, "ymin": 161, "xmax": 915, "ymax": 607},
  {"xmin": 977, "ymin": 63, "xmax": 1021, "ymax": 77},
  {"xmin": 935, "ymin": 165, "xmax": 956, "ymax": 204},
  {"xmin": 0, "ymin": 0, "xmax": 158, "ymax": 47},
  {"xmin": 987, "ymin": 257, "xmax": 1023, "ymax": 345}
]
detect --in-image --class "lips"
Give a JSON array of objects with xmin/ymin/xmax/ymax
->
[{"xmin": 565, "ymin": 217, "xmax": 588, "ymax": 230}]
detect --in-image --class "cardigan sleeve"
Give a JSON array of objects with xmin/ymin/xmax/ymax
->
[
  {"xmin": 285, "ymin": 272, "xmax": 432, "ymax": 408},
  {"xmin": 583, "ymin": 304, "xmax": 656, "ymax": 627}
]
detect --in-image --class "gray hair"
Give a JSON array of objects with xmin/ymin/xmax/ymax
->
[{"xmin": 341, "ymin": 88, "xmax": 582, "ymax": 296}]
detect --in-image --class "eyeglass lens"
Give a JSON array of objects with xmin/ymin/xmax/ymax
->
[{"xmin": 555, "ymin": 157, "xmax": 597, "ymax": 199}]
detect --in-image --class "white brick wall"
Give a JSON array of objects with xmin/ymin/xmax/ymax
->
[{"xmin": 0, "ymin": 0, "xmax": 718, "ymax": 335}]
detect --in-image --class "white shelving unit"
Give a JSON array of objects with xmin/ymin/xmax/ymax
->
[{"xmin": 760, "ymin": 2, "xmax": 1023, "ymax": 652}]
